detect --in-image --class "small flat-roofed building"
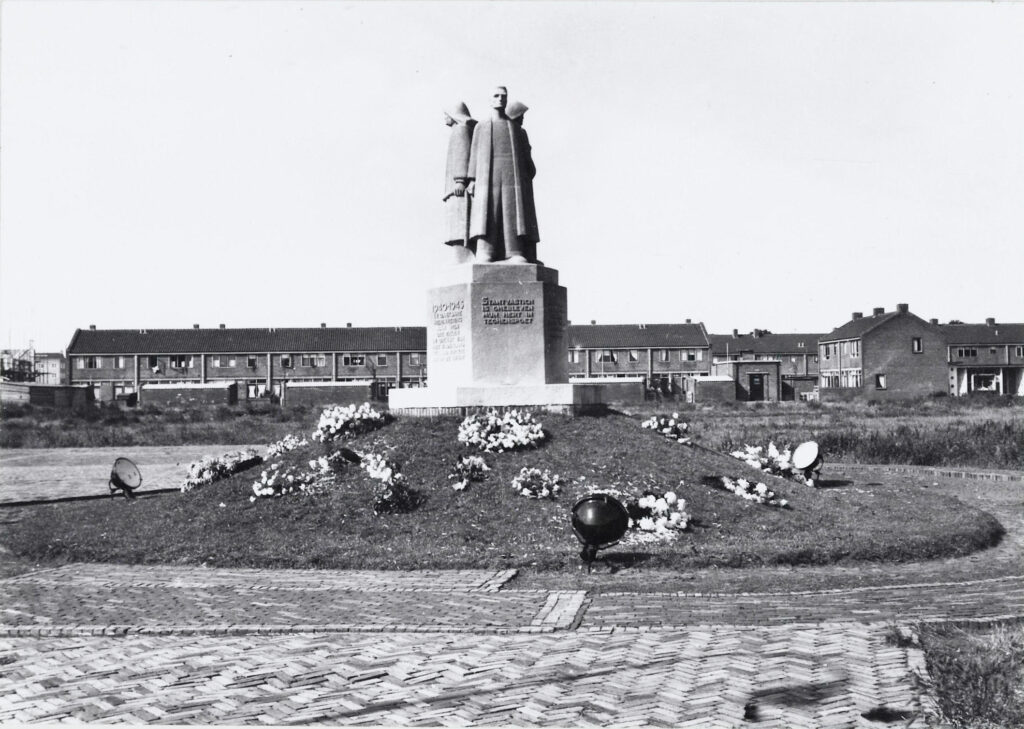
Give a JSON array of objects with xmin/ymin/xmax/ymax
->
[
  {"xmin": 941, "ymin": 319, "xmax": 1024, "ymax": 396},
  {"xmin": 708, "ymin": 330, "xmax": 822, "ymax": 401}
]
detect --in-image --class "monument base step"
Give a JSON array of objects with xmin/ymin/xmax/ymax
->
[{"xmin": 388, "ymin": 383, "xmax": 605, "ymax": 416}]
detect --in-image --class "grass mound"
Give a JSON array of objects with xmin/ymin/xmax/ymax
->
[{"xmin": 2, "ymin": 412, "xmax": 1004, "ymax": 571}]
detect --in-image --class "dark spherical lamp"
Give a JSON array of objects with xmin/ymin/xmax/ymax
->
[{"xmin": 571, "ymin": 493, "xmax": 630, "ymax": 570}]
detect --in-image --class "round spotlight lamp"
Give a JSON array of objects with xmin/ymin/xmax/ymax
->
[
  {"xmin": 571, "ymin": 493, "xmax": 630, "ymax": 569},
  {"xmin": 108, "ymin": 457, "xmax": 142, "ymax": 499},
  {"xmin": 792, "ymin": 441, "xmax": 824, "ymax": 484}
]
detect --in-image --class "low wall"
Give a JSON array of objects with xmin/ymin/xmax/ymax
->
[
  {"xmin": 1, "ymin": 383, "xmax": 95, "ymax": 409},
  {"xmin": 693, "ymin": 378, "xmax": 735, "ymax": 403},
  {"xmin": 282, "ymin": 381, "xmax": 374, "ymax": 407},
  {"xmin": 141, "ymin": 383, "xmax": 237, "ymax": 406}
]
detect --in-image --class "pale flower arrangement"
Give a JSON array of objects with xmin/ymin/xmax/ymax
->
[
  {"xmin": 717, "ymin": 475, "xmax": 789, "ymax": 508},
  {"xmin": 360, "ymin": 451, "xmax": 417, "ymax": 514},
  {"xmin": 266, "ymin": 433, "xmax": 309, "ymax": 459},
  {"xmin": 448, "ymin": 454, "xmax": 491, "ymax": 492},
  {"xmin": 181, "ymin": 449, "xmax": 264, "ymax": 493},
  {"xmin": 312, "ymin": 402, "xmax": 389, "ymax": 443},
  {"xmin": 251, "ymin": 462, "xmax": 320, "ymax": 499},
  {"xmin": 730, "ymin": 443, "xmax": 815, "ymax": 486},
  {"xmin": 458, "ymin": 409, "xmax": 546, "ymax": 453},
  {"xmin": 511, "ymin": 466, "xmax": 563, "ymax": 500},
  {"xmin": 581, "ymin": 483, "xmax": 691, "ymax": 545},
  {"xmin": 640, "ymin": 413, "xmax": 692, "ymax": 444}
]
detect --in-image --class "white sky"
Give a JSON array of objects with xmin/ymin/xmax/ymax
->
[{"xmin": 2, "ymin": 1, "xmax": 1022, "ymax": 352}]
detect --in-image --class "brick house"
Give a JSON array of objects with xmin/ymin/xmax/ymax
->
[
  {"xmin": 565, "ymin": 322, "xmax": 711, "ymax": 397},
  {"xmin": 67, "ymin": 325, "xmax": 427, "ymax": 402},
  {"xmin": 942, "ymin": 319, "xmax": 1024, "ymax": 396},
  {"xmin": 708, "ymin": 330, "xmax": 822, "ymax": 401},
  {"xmin": 818, "ymin": 304, "xmax": 948, "ymax": 399}
]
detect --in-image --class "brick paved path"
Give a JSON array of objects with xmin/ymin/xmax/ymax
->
[{"xmin": 0, "ymin": 459, "xmax": 1021, "ymax": 726}]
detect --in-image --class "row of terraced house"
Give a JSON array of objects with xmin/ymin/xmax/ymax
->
[{"xmin": 52, "ymin": 303, "xmax": 1022, "ymax": 406}]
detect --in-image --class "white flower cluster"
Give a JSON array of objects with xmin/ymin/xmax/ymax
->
[
  {"xmin": 640, "ymin": 413, "xmax": 692, "ymax": 444},
  {"xmin": 250, "ymin": 462, "xmax": 318, "ymax": 499},
  {"xmin": 629, "ymin": 490, "xmax": 690, "ymax": 535},
  {"xmin": 730, "ymin": 443, "xmax": 816, "ymax": 486},
  {"xmin": 719, "ymin": 475, "xmax": 788, "ymax": 508},
  {"xmin": 511, "ymin": 466, "xmax": 562, "ymax": 499},
  {"xmin": 181, "ymin": 449, "xmax": 264, "ymax": 493},
  {"xmin": 266, "ymin": 433, "xmax": 309, "ymax": 459},
  {"xmin": 457, "ymin": 409, "xmax": 546, "ymax": 453},
  {"xmin": 360, "ymin": 451, "xmax": 417, "ymax": 514},
  {"xmin": 307, "ymin": 451, "xmax": 348, "ymax": 477},
  {"xmin": 449, "ymin": 454, "xmax": 490, "ymax": 492},
  {"xmin": 312, "ymin": 402, "xmax": 388, "ymax": 443}
]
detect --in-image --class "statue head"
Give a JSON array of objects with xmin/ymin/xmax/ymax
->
[
  {"xmin": 490, "ymin": 86, "xmax": 508, "ymax": 112},
  {"xmin": 506, "ymin": 100, "xmax": 528, "ymax": 127},
  {"xmin": 443, "ymin": 102, "xmax": 473, "ymax": 126}
]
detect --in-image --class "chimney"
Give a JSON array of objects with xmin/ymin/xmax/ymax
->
[
  {"xmin": 852, "ymin": 312, "xmax": 863, "ymax": 320},
  {"xmin": 219, "ymin": 323, "xmax": 225, "ymax": 329},
  {"xmin": 896, "ymin": 303, "xmax": 909, "ymax": 314},
  {"xmin": 732, "ymin": 329, "xmax": 739, "ymax": 338},
  {"xmin": 590, "ymin": 320, "xmax": 596, "ymax": 325},
  {"xmin": 753, "ymin": 329, "xmax": 762, "ymax": 338},
  {"xmin": 320, "ymin": 322, "xmax": 326, "ymax": 328},
  {"xmin": 193, "ymin": 323, "xmax": 200, "ymax": 329},
  {"xmin": 873, "ymin": 307, "xmax": 885, "ymax": 316},
  {"xmin": 986, "ymin": 317, "xmax": 996, "ymax": 326},
  {"xmin": 89, "ymin": 324, "xmax": 96, "ymax": 330},
  {"xmin": 346, "ymin": 322, "xmax": 352, "ymax": 328},
  {"xmin": 685, "ymin": 318, "xmax": 692, "ymax": 324},
  {"xmin": 929, "ymin": 318, "xmax": 938, "ymax": 325}
]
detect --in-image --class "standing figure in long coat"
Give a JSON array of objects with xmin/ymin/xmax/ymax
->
[
  {"xmin": 466, "ymin": 86, "xmax": 539, "ymax": 263},
  {"xmin": 442, "ymin": 103, "xmax": 476, "ymax": 263}
]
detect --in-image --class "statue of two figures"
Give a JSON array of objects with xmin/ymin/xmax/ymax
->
[{"xmin": 443, "ymin": 86, "xmax": 540, "ymax": 264}]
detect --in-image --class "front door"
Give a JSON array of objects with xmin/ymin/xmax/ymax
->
[{"xmin": 749, "ymin": 374, "xmax": 765, "ymax": 401}]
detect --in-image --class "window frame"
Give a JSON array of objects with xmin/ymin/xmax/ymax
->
[
  {"xmin": 875, "ymin": 374, "xmax": 887, "ymax": 390},
  {"xmin": 912, "ymin": 337, "xmax": 923, "ymax": 354}
]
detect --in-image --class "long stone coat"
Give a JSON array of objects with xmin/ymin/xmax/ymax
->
[
  {"xmin": 443, "ymin": 121, "xmax": 475, "ymax": 246},
  {"xmin": 466, "ymin": 118, "xmax": 539, "ymax": 247}
]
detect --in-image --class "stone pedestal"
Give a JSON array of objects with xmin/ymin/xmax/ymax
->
[{"xmin": 389, "ymin": 263, "xmax": 604, "ymax": 414}]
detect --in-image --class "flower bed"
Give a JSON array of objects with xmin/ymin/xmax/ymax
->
[
  {"xmin": 361, "ymin": 452, "xmax": 417, "ymax": 514},
  {"xmin": 458, "ymin": 409, "xmax": 546, "ymax": 453},
  {"xmin": 266, "ymin": 433, "xmax": 308, "ymax": 459},
  {"xmin": 511, "ymin": 467, "xmax": 562, "ymax": 500},
  {"xmin": 312, "ymin": 403, "xmax": 389, "ymax": 443},
  {"xmin": 181, "ymin": 449, "xmax": 264, "ymax": 493},
  {"xmin": 730, "ymin": 442, "xmax": 816, "ymax": 486},
  {"xmin": 251, "ymin": 462, "xmax": 322, "ymax": 499},
  {"xmin": 449, "ymin": 455, "xmax": 490, "ymax": 491},
  {"xmin": 715, "ymin": 475, "xmax": 789, "ymax": 508},
  {"xmin": 641, "ymin": 413, "xmax": 692, "ymax": 444},
  {"xmin": 582, "ymin": 484, "xmax": 691, "ymax": 544}
]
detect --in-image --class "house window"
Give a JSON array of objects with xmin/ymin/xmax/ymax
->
[
  {"xmin": 685, "ymin": 349, "xmax": 702, "ymax": 362},
  {"xmin": 990, "ymin": 347, "xmax": 998, "ymax": 355},
  {"xmin": 628, "ymin": 350, "xmax": 640, "ymax": 363},
  {"xmin": 148, "ymin": 356, "xmax": 159, "ymax": 369},
  {"xmin": 343, "ymin": 355, "xmax": 365, "ymax": 366},
  {"xmin": 228, "ymin": 357, "xmax": 237, "ymax": 367},
  {"xmin": 912, "ymin": 338, "xmax": 923, "ymax": 353},
  {"xmin": 75, "ymin": 357, "xmax": 85, "ymax": 369},
  {"xmin": 170, "ymin": 355, "xmax": 191, "ymax": 369},
  {"xmin": 1016, "ymin": 346, "xmax": 1023, "ymax": 357},
  {"xmin": 875, "ymin": 374, "xmax": 887, "ymax": 390},
  {"xmin": 81, "ymin": 356, "xmax": 101, "ymax": 369},
  {"xmin": 376, "ymin": 354, "xmax": 388, "ymax": 366},
  {"xmin": 410, "ymin": 353, "xmax": 422, "ymax": 365},
  {"xmin": 568, "ymin": 350, "xmax": 581, "ymax": 364},
  {"xmin": 212, "ymin": 356, "xmax": 221, "ymax": 368},
  {"xmin": 813, "ymin": 356, "xmax": 819, "ymax": 363},
  {"xmin": 957, "ymin": 347, "xmax": 977, "ymax": 358},
  {"xmin": 597, "ymin": 350, "xmax": 617, "ymax": 363},
  {"xmin": 659, "ymin": 349, "xmax": 669, "ymax": 362},
  {"xmin": 823, "ymin": 346, "xmax": 830, "ymax": 360},
  {"xmin": 115, "ymin": 356, "xmax": 126, "ymax": 369},
  {"xmin": 797, "ymin": 342, "xmax": 805, "ymax": 349},
  {"xmin": 301, "ymin": 354, "xmax": 325, "ymax": 368},
  {"xmin": 281, "ymin": 355, "xmax": 293, "ymax": 368},
  {"xmin": 852, "ymin": 341, "xmax": 860, "ymax": 357},
  {"xmin": 247, "ymin": 355, "xmax": 258, "ymax": 369}
]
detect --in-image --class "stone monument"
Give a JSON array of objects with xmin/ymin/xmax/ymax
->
[{"xmin": 388, "ymin": 87, "xmax": 603, "ymax": 414}]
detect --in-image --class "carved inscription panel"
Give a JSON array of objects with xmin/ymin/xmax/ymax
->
[
  {"xmin": 431, "ymin": 299, "xmax": 466, "ymax": 363},
  {"xmin": 482, "ymin": 296, "xmax": 535, "ymax": 326}
]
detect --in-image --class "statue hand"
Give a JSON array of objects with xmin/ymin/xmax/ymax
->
[
  {"xmin": 452, "ymin": 181, "xmax": 466, "ymax": 198},
  {"xmin": 466, "ymin": 181, "xmax": 475, "ymax": 196}
]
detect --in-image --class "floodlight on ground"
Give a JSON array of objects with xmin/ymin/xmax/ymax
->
[
  {"xmin": 792, "ymin": 441, "xmax": 824, "ymax": 484},
  {"xmin": 571, "ymin": 493, "xmax": 630, "ymax": 571},
  {"xmin": 108, "ymin": 457, "xmax": 142, "ymax": 500}
]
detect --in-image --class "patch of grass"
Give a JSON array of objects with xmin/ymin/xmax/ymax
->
[
  {"xmin": 919, "ymin": 621, "xmax": 1024, "ymax": 729},
  {"xmin": 1, "ymin": 413, "xmax": 1004, "ymax": 571}
]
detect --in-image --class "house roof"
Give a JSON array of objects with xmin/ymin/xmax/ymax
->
[
  {"xmin": 939, "ymin": 323, "xmax": 1024, "ymax": 345},
  {"xmin": 708, "ymin": 332, "xmax": 822, "ymax": 355},
  {"xmin": 566, "ymin": 323, "xmax": 708, "ymax": 349},
  {"xmin": 67, "ymin": 327, "xmax": 427, "ymax": 355},
  {"xmin": 819, "ymin": 312, "xmax": 904, "ymax": 343}
]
